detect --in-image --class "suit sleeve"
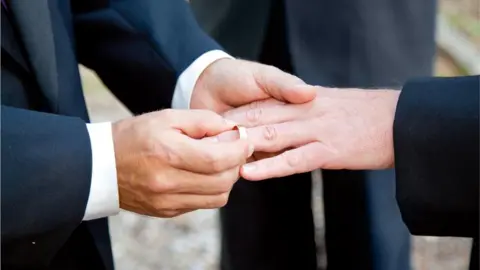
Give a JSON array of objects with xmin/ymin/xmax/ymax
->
[
  {"xmin": 1, "ymin": 106, "xmax": 92, "ymax": 265},
  {"xmin": 72, "ymin": 0, "xmax": 222, "ymax": 114},
  {"xmin": 393, "ymin": 76, "xmax": 479, "ymax": 238}
]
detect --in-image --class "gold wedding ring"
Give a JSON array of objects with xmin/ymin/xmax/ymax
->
[{"xmin": 233, "ymin": 125, "xmax": 248, "ymax": 140}]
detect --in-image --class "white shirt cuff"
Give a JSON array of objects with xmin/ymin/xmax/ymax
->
[
  {"xmin": 172, "ymin": 50, "xmax": 234, "ymax": 109},
  {"xmin": 84, "ymin": 122, "xmax": 120, "ymax": 221}
]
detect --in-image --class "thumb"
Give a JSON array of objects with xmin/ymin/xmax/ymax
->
[
  {"xmin": 169, "ymin": 109, "xmax": 237, "ymax": 139},
  {"xmin": 257, "ymin": 66, "xmax": 316, "ymax": 104}
]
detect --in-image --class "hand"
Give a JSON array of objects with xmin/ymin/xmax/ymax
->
[
  {"xmin": 112, "ymin": 109, "xmax": 254, "ymax": 217},
  {"xmin": 190, "ymin": 58, "xmax": 316, "ymax": 113},
  {"xmin": 218, "ymin": 86, "xmax": 400, "ymax": 180}
]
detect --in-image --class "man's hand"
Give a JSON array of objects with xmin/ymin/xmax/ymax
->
[
  {"xmin": 112, "ymin": 109, "xmax": 253, "ymax": 217},
  {"xmin": 217, "ymin": 86, "xmax": 400, "ymax": 180},
  {"xmin": 190, "ymin": 58, "xmax": 316, "ymax": 113}
]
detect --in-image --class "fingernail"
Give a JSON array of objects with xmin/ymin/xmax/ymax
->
[
  {"xmin": 247, "ymin": 144, "xmax": 255, "ymax": 157},
  {"xmin": 242, "ymin": 163, "xmax": 257, "ymax": 172}
]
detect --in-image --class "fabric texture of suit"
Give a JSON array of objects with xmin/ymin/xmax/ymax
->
[
  {"xmin": 394, "ymin": 75, "xmax": 479, "ymax": 270},
  {"xmin": 1, "ymin": 0, "xmax": 219, "ymax": 269},
  {"xmin": 191, "ymin": 1, "xmax": 437, "ymax": 269}
]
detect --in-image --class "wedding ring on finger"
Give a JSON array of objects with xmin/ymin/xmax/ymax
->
[{"xmin": 232, "ymin": 125, "xmax": 248, "ymax": 140}]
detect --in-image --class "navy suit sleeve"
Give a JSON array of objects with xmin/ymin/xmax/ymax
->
[
  {"xmin": 1, "ymin": 106, "xmax": 92, "ymax": 264},
  {"xmin": 72, "ymin": 0, "xmax": 222, "ymax": 114},
  {"xmin": 393, "ymin": 76, "xmax": 479, "ymax": 238}
]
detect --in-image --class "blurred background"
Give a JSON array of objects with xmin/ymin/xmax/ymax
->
[{"xmin": 80, "ymin": 0, "xmax": 479, "ymax": 269}]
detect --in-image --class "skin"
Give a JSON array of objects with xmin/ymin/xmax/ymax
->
[
  {"xmin": 111, "ymin": 59, "xmax": 317, "ymax": 217},
  {"xmin": 190, "ymin": 58, "xmax": 316, "ymax": 113},
  {"xmin": 215, "ymin": 85, "xmax": 401, "ymax": 181},
  {"xmin": 113, "ymin": 109, "xmax": 252, "ymax": 218}
]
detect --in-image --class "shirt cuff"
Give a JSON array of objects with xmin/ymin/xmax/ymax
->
[
  {"xmin": 172, "ymin": 50, "xmax": 234, "ymax": 109},
  {"xmin": 84, "ymin": 122, "xmax": 120, "ymax": 221}
]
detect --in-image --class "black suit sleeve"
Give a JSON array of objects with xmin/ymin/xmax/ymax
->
[
  {"xmin": 72, "ymin": 0, "xmax": 222, "ymax": 114},
  {"xmin": 1, "ymin": 106, "xmax": 91, "ymax": 263},
  {"xmin": 393, "ymin": 75, "xmax": 479, "ymax": 238}
]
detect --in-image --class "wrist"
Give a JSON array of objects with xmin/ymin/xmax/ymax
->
[
  {"xmin": 386, "ymin": 90, "xmax": 400, "ymax": 168},
  {"xmin": 360, "ymin": 89, "xmax": 399, "ymax": 169}
]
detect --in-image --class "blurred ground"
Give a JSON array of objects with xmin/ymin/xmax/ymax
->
[
  {"xmin": 440, "ymin": 0, "xmax": 480, "ymax": 49},
  {"xmin": 80, "ymin": 1, "xmax": 478, "ymax": 269},
  {"xmin": 436, "ymin": 0, "xmax": 480, "ymax": 76}
]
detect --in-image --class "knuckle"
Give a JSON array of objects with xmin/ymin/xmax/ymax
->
[
  {"xmin": 282, "ymin": 151, "xmax": 301, "ymax": 170},
  {"xmin": 265, "ymin": 65, "xmax": 281, "ymax": 74},
  {"xmin": 215, "ymin": 180, "xmax": 230, "ymax": 194},
  {"xmin": 217, "ymin": 193, "xmax": 230, "ymax": 207},
  {"xmin": 150, "ymin": 177, "xmax": 175, "ymax": 193},
  {"xmin": 160, "ymin": 145, "xmax": 181, "ymax": 166},
  {"xmin": 248, "ymin": 101, "xmax": 260, "ymax": 110},
  {"xmin": 204, "ymin": 198, "xmax": 217, "ymax": 209},
  {"xmin": 207, "ymin": 193, "xmax": 229, "ymax": 208},
  {"xmin": 211, "ymin": 158, "xmax": 225, "ymax": 173},
  {"xmin": 245, "ymin": 108, "xmax": 262, "ymax": 124},
  {"xmin": 263, "ymin": 125, "xmax": 278, "ymax": 141},
  {"xmin": 265, "ymin": 66, "xmax": 283, "ymax": 79},
  {"xmin": 218, "ymin": 174, "xmax": 236, "ymax": 193},
  {"xmin": 219, "ymin": 182, "xmax": 233, "ymax": 193},
  {"xmin": 203, "ymin": 152, "xmax": 224, "ymax": 173},
  {"xmin": 270, "ymin": 66, "xmax": 282, "ymax": 73}
]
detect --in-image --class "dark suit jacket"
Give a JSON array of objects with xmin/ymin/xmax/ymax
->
[
  {"xmin": 1, "ymin": 0, "xmax": 220, "ymax": 269},
  {"xmin": 394, "ymin": 76, "xmax": 479, "ymax": 268},
  {"xmin": 191, "ymin": 0, "xmax": 436, "ymax": 87}
]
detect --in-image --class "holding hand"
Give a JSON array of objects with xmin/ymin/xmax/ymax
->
[
  {"xmin": 112, "ymin": 109, "xmax": 253, "ymax": 217},
  {"xmin": 190, "ymin": 59, "xmax": 317, "ymax": 113},
  {"xmin": 218, "ymin": 86, "xmax": 400, "ymax": 180}
]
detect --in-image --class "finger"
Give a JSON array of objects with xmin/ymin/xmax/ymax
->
[
  {"xmin": 203, "ymin": 127, "xmax": 246, "ymax": 143},
  {"xmin": 164, "ymin": 109, "xmax": 237, "ymax": 138},
  {"xmin": 170, "ymin": 135, "xmax": 254, "ymax": 174},
  {"xmin": 222, "ymin": 98, "xmax": 285, "ymax": 119},
  {"xmin": 240, "ymin": 142, "xmax": 334, "ymax": 180},
  {"xmin": 212, "ymin": 130, "xmax": 239, "ymax": 142},
  {"xmin": 208, "ymin": 120, "xmax": 317, "ymax": 152},
  {"xmin": 151, "ymin": 166, "xmax": 240, "ymax": 195},
  {"xmin": 251, "ymin": 151, "xmax": 283, "ymax": 161},
  {"xmin": 153, "ymin": 192, "xmax": 231, "ymax": 211},
  {"xmin": 255, "ymin": 67, "xmax": 316, "ymax": 104},
  {"xmin": 223, "ymin": 101, "xmax": 314, "ymax": 127},
  {"xmin": 244, "ymin": 120, "xmax": 318, "ymax": 152}
]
